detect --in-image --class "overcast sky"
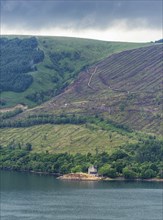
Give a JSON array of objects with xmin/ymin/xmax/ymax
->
[{"xmin": 1, "ymin": 0, "xmax": 162, "ymax": 42}]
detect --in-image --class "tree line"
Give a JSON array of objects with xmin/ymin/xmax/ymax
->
[
  {"xmin": 0, "ymin": 108, "xmax": 23, "ymax": 120},
  {"xmin": 0, "ymin": 113, "xmax": 132, "ymax": 135},
  {"xmin": 0, "ymin": 137, "xmax": 162, "ymax": 179},
  {"xmin": 0, "ymin": 37, "xmax": 44, "ymax": 93}
]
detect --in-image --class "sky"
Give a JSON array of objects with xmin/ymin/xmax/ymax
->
[{"xmin": 1, "ymin": 0, "xmax": 163, "ymax": 42}]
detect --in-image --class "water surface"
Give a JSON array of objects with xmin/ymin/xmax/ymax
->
[{"xmin": 1, "ymin": 171, "xmax": 162, "ymax": 220}]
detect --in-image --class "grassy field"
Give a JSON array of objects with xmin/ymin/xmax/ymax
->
[
  {"xmin": 1, "ymin": 36, "xmax": 150, "ymax": 108},
  {"xmin": 0, "ymin": 123, "xmax": 139, "ymax": 154}
]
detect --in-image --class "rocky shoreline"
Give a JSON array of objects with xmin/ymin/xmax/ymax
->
[
  {"xmin": 57, "ymin": 172, "xmax": 163, "ymax": 182},
  {"xmin": 57, "ymin": 173, "xmax": 103, "ymax": 181}
]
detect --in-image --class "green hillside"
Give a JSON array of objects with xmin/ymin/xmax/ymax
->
[
  {"xmin": 0, "ymin": 36, "xmax": 162, "ymax": 178},
  {"xmin": 0, "ymin": 37, "xmax": 44, "ymax": 93},
  {"xmin": 0, "ymin": 38, "xmax": 162, "ymax": 154},
  {"xmin": 14, "ymin": 44, "xmax": 162, "ymax": 134},
  {"xmin": 0, "ymin": 36, "xmax": 149, "ymax": 108},
  {"xmin": 0, "ymin": 123, "xmax": 138, "ymax": 154}
]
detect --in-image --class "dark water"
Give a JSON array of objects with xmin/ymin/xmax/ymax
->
[{"xmin": 0, "ymin": 171, "xmax": 162, "ymax": 220}]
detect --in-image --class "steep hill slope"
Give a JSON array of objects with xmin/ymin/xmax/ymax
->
[
  {"xmin": 0, "ymin": 36, "xmax": 149, "ymax": 108},
  {"xmin": 0, "ymin": 37, "xmax": 162, "ymax": 156},
  {"xmin": 20, "ymin": 44, "xmax": 162, "ymax": 134}
]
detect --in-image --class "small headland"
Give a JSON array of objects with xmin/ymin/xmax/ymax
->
[{"xmin": 57, "ymin": 172, "xmax": 103, "ymax": 181}]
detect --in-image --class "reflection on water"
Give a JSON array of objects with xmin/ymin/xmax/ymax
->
[{"xmin": 1, "ymin": 171, "xmax": 163, "ymax": 220}]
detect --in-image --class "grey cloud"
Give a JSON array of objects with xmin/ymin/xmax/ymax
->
[{"xmin": 1, "ymin": 0, "xmax": 162, "ymax": 31}]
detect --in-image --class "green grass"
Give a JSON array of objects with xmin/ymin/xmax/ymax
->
[
  {"xmin": 0, "ymin": 123, "xmax": 138, "ymax": 154},
  {"xmin": 1, "ymin": 36, "xmax": 150, "ymax": 108}
]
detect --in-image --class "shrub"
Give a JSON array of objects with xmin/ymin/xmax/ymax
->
[{"xmin": 122, "ymin": 167, "xmax": 137, "ymax": 179}]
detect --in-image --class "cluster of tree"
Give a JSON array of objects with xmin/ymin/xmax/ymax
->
[
  {"xmin": 26, "ymin": 91, "xmax": 50, "ymax": 104},
  {"xmin": 106, "ymin": 119, "xmax": 132, "ymax": 132},
  {"xmin": 25, "ymin": 81, "xmax": 69, "ymax": 104},
  {"xmin": 0, "ymin": 108, "xmax": 23, "ymax": 120},
  {"xmin": 24, "ymin": 49, "xmax": 88, "ymax": 104},
  {"xmin": 49, "ymin": 51, "xmax": 81, "ymax": 75},
  {"xmin": 0, "ymin": 114, "xmax": 87, "ymax": 128},
  {"xmin": 0, "ymin": 114, "xmax": 131, "ymax": 136},
  {"xmin": 0, "ymin": 37, "xmax": 44, "ymax": 92},
  {"xmin": 0, "ymin": 99, "xmax": 6, "ymax": 106},
  {"xmin": 47, "ymin": 50, "xmax": 82, "ymax": 84},
  {"xmin": 25, "ymin": 50, "xmax": 84, "ymax": 104},
  {"xmin": 0, "ymin": 137, "xmax": 162, "ymax": 179}
]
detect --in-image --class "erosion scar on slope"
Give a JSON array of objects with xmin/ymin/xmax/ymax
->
[{"xmin": 87, "ymin": 66, "xmax": 98, "ymax": 90}]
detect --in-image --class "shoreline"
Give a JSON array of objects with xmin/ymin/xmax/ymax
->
[
  {"xmin": 58, "ymin": 173, "xmax": 163, "ymax": 182},
  {"xmin": 1, "ymin": 169, "xmax": 163, "ymax": 182},
  {"xmin": 57, "ymin": 173, "xmax": 103, "ymax": 181}
]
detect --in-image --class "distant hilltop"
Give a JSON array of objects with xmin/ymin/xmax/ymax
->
[{"xmin": 155, "ymin": 39, "xmax": 163, "ymax": 43}]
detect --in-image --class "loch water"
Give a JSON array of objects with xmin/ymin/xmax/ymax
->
[{"xmin": 0, "ymin": 171, "xmax": 162, "ymax": 220}]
